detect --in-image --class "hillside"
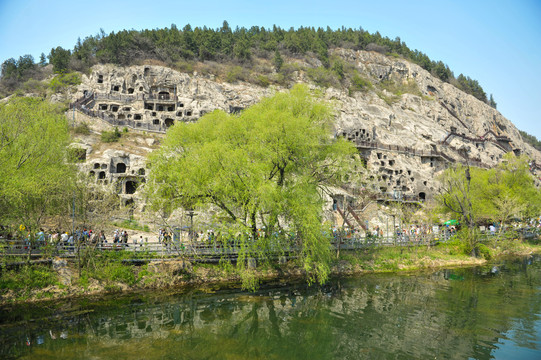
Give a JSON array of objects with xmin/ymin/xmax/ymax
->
[{"xmin": 66, "ymin": 47, "xmax": 541, "ymax": 226}]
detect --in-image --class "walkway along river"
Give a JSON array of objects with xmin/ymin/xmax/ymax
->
[{"xmin": 2, "ymin": 227, "xmax": 538, "ymax": 264}]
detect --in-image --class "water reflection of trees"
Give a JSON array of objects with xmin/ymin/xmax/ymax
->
[{"xmin": 2, "ymin": 256, "xmax": 541, "ymax": 359}]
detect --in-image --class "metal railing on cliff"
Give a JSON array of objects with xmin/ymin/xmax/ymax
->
[{"xmin": 353, "ymin": 139, "xmax": 489, "ymax": 169}]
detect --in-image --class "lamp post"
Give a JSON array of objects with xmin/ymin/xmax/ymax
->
[{"xmin": 186, "ymin": 209, "xmax": 195, "ymax": 241}]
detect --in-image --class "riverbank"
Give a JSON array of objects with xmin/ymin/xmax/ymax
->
[{"xmin": 2, "ymin": 239, "xmax": 540, "ymax": 305}]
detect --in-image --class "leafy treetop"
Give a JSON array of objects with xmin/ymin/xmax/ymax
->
[
  {"xmin": 2, "ymin": 22, "xmax": 492, "ymax": 104},
  {"xmin": 146, "ymin": 85, "xmax": 358, "ymax": 285}
]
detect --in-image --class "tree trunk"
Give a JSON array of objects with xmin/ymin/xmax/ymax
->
[{"xmin": 251, "ymin": 210, "xmax": 258, "ymax": 242}]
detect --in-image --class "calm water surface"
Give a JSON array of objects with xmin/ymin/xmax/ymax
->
[{"xmin": 1, "ymin": 256, "xmax": 541, "ymax": 359}]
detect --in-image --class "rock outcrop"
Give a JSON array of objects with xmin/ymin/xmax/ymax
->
[{"xmin": 71, "ymin": 49, "xmax": 541, "ymax": 217}]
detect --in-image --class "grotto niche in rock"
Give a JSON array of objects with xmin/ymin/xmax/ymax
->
[
  {"xmin": 116, "ymin": 162, "xmax": 127, "ymax": 173},
  {"xmin": 164, "ymin": 118, "xmax": 174, "ymax": 128},
  {"xmin": 125, "ymin": 180, "xmax": 138, "ymax": 195}
]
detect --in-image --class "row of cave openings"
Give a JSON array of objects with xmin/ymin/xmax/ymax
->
[
  {"xmin": 98, "ymin": 104, "xmax": 196, "ymax": 117},
  {"xmin": 375, "ymin": 152, "xmax": 427, "ymax": 201},
  {"xmin": 96, "ymin": 66, "xmax": 160, "ymax": 88},
  {"xmin": 88, "ymin": 162, "xmax": 146, "ymax": 194},
  {"xmin": 96, "ymin": 74, "xmax": 143, "ymax": 94},
  {"xmin": 340, "ymin": 128, "xmax": 374, "ymax": 142}
]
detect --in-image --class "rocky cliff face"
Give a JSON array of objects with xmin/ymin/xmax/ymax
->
[{"xmin": 72, "ymin": 49, "xmax": 541, "ymax": 208}]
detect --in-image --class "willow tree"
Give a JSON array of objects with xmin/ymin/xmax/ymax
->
[
  {"xmin": 437, "ymin": 154, "xmax": 541, "ymax": 255},
  {"xmin": 146, "ymin": 85, "xmax": 357, "ymax": 284},
  {"xmin": 0, "ymin": 97, "xmax": 75, "ymax": 242}
]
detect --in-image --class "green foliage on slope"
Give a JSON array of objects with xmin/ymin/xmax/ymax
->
[
  {"xmin": 519, "ymin": 130, "xmax": 541, "ymax": 150},
  {"xmin": 146, "ymin": 85, "xmax": 359, "ymax": 286},
  {"xmin": 2, "ymin": 21, "xmax": 492, "ymax": 103}
]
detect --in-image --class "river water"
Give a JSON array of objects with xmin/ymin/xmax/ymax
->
[{"xmin": 1, "ymin": 256, "xmax": 541, "ymax": 359}]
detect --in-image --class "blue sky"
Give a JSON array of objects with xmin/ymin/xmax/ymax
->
[{"xmin": 0, "ymin": 0, "xmax": 540, "ymax": 138}]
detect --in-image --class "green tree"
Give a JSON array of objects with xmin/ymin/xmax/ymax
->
[
  {"xmin": 146, "ymin": 85, "xmax": 358, "ymax": 285},
  {"xmin": 1, "ymin": 58, "xmax": 17, "ymax": 79},
  {"xmin": 437, "ymin": 155, "xmax": 541, "ymax": 255},
  {"xmin": 48, "ymin": 46, "xmax": 71, "ymax": 73},
  {"xmin": 39, "ymin": 53, "xmax": 47, "ymax": 66},
  {"xmin": 489, "ymin": 94, "xmax": 497, "ymax": 109},
  {"xmin": 273, "ymin": 50, "xmax": 284, "ymax": 71},
  {"xmin": 0, "ymin": 98, "xmax": 75, "ymax": 256},
  {"xmin": 437, "ymin": 164, "xmax": 484, "ymax": 256},
  {"xmin": 16, "ymin": 55, "xmax": 36, "ymax": 78}
]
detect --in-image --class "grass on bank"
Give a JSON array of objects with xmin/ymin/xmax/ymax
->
[{"xmin": 336, "ymin": 238, "xmax": 541, "ymax": 272}]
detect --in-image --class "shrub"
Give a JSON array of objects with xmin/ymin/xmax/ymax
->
[
  {"xmin": 379, "ymin": 79, "xmax": 421, "ymax": 97},
  {"xmin": 48, "ymin": 72, "xmax": 81, "ymax": 93},
  {"xmin": 349, "ymin": 73, "xmax": 372, "ymax": 94},
  {"xmin": 274, "ymin": 63, "xmax": 299, "ymax": 86},
  {"xmin": 101, "ymin": 127, "xmax": 121, "ymax": 143},
  {"xmin": 477, "ymin": 243, "xmax": 492, "ymax": 260},
  {"xmin": 377, "ymin": 91, "xmax": 399, "ymax": 105},
  {"xmin": 255, "ymin": 75, "xmax": 270, "ymax": 87},
  {"xmin": 0, "ymin": 265, "xmax": 58, "ymax": 291},
  {"xmin": 22, "ymin": 79, "xmax": 47, "ymax": 95},
  {"xmin": 306, "ymin": 66, "xmax": 340, "ymax": 88},
  {"xmin": 174, "ymin": 60, "xmax": 195, "ymax": 73},
  {"xmin": 74, "ymin": 122, "xmax": 90, "ymax": 135},
  {"xmin": 67, "ymin": 147, "xmax": 87, "ymax": 162},
  {"xmin": 225, "ymin": 66, "xmax": 248, "ymax": 83}
]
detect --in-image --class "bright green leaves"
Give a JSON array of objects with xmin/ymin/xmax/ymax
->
[
  {"xmin": 0, "ymin": 97, "xmax": 75, "ymax": 232},
  {"xmin": 147, "ymin": 85, "xmax": 358, "ymax": 284},
  {"xmin": 438, "ymin": 154, "xmax": 541, "ymax": 226}
]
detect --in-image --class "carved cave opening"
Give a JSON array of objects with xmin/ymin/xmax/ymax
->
[
  {"xmin": 116, "ymin": 163, "xmax": 127, "ymax": 173},
  {"xmin": 125, "ymin": 181, "xmax": 138, "ymax": 195},
  {"xmin": 158, "ymin": 91, "xmax": 170, "ymax": 100}
]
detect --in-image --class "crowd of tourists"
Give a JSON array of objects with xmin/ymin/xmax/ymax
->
[
  {"xmin": 2, "ymin": 216, "xmax": 540, "ymax": 253},
  {"xmin": 0, "ymin": 227, "xmax": 153, "ymax": 250}
]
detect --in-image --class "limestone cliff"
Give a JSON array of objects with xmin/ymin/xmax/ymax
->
[{"xmin": 70, "ymin": 49, "xmax": 541, "ymax": 211}]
